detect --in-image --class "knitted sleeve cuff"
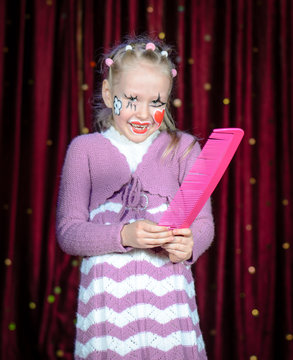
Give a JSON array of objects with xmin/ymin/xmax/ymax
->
[{"xmin": 56, "ymin": 221, "xmax": 134, "ymax": 257}]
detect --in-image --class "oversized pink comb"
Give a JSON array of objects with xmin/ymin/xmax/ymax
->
[{"xmin": 159, "ymin": 128, "xmax": 244, "ymax": 229}]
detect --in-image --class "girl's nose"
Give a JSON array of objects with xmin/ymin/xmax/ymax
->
[{"xmin": 137, "ymin": 103, "xmax": 150, "ymax": 120}]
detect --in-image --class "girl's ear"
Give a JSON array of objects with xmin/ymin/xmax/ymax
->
[{"xmin": 102, "ymin": 79, "xmax": 113, "ymax": 108}]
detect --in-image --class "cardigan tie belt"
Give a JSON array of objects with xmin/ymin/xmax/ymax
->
[{"xmin": 119, "ymin": 176, "xmax": 149, "ymax": 219}]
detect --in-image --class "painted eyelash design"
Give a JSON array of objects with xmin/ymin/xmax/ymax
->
[
  {"xmin": 151, "ymin": 94, "xmax": 166, "ymax": 107},
  {"xmin": 124, "ymin": 94, "xmax": 138, "ymax": 101},
  {"xmin": 124, "ymin": 93, "xmax": 166, "ymax": 108}
]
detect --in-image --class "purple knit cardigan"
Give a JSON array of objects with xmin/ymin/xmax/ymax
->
[
  {"xmin": 56, "ymin": 130, "xmax": 215, "ymax": 359},
  {"xmin": 56, "ymin": 130, "xmax": 214, "ymax": 263}
]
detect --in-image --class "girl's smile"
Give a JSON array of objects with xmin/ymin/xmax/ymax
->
[
  {"xmin": 102, "ymin": 61, "xmax": 171, "ymax": 143},
  {"xmin": 128, "ymin": 120, "xmax": 152, "ymax": 135}
]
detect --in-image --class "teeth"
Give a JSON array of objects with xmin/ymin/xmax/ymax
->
[{"xmin": 131, "ymin": 124, "xmax": 148, "ymax": 129}]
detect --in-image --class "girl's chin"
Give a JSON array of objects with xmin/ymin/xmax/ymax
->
[{"xmin": 127, "ymin": 132, "xmax": 149, "ymax": 143}]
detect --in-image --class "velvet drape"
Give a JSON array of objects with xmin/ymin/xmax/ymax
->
[{"xmin": 0, "ymin": 1, "xmax": 292, "ymax": 359}]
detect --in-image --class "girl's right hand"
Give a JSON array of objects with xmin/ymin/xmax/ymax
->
[{"xmin": 121, "ymin": 220, "xmax": 174, "ymax": 249}]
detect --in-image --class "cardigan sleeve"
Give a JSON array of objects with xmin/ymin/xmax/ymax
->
[
  {"xmin": 178, "ymin": 136, "xmax": 215, "ymax": 265},
  {"xmin": 56, "ymin": 136, "xmax": 132, "ymax": 257}
]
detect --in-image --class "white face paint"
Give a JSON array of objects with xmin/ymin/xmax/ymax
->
[
  {"xmin": 108, "ymin": 61, "xmax": 170, "ymax": 143},
  {"xmin": 113, "ymin": 96, "xmax": 122, "ymax": 115}
]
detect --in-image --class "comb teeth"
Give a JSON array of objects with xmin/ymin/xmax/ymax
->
[{"xmin": 159, "ymin": 128, "xmax": 244, "ymax": 229}]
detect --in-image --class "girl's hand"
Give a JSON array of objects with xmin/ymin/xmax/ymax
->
[
  {"xmin": 121, "ymin": 220, "xmax": 173, "ymax": 249},
  {"xmin": 162, "ymin": 228, "xmax": 194, "ymax": 263}
]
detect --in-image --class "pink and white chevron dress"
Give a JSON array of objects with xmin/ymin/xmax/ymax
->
[
  {"xmin": 74, "ymin": 128, "xmax": 210, "ymax": 359},
  {"xmin": 57, "ymin": 127, "xmax": 214, "ymax": 359}
]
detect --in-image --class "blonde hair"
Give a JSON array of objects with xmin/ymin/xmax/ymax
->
[
  {"xmin": 93, "ymin": 36, "xmax": 177, "ymax": 132},
  {"xmin": 93, "ymin": 35, "xmax": 196, "ymax": 157}
]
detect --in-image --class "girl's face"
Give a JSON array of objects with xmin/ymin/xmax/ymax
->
[{"xmin": 102, "ymin": 61, "xmax": 171, "ymax": 143}]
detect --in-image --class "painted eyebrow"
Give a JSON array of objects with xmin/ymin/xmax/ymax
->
[{"xmin": 153, "ymin": 93, "xmax": 166, "ymax": 104}]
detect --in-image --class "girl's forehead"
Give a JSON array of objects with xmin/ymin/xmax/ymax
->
[
  {"xmin": 122, "ymin": 60, "xmax": 167, "ymax": 76},
  {"xmin": 115, "ymin": 62, "xmax": 171, "ymax": 93}
]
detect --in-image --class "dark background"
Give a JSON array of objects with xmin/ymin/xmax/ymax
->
[{"xmin": 0, "ymin": 0, "xmax": 292, "ymax": 359}]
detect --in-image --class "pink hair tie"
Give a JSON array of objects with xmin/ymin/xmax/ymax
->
[
  {"xmin": 105, "ymin": 58, "xmax": 114, "ymax": 67},
  {"xmin": 146, "ymin": 42, "xmax": 156, "ymax": 51},
  {"xmin": 171, "ymin": 69, "xmax": 177, "ymax": 78}
]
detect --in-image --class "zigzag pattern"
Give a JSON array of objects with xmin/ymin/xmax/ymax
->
[
  {"xmin": 77, "ymin": 303, "xmax": 199, "ymax": 331},
  {"xmin": 77, "ymin": 289, "xmax": 196, "ymax": 316},
  {"xmin": 77, "ymin": 202, "xmax": 203, "ymax": 359},
  {"xmin": 80, "ymin": 260, "xmax": 193, "ymax": 288},
  {"xmin": 76, "ymin": 246, "xmax": 204, "ymax": 358},
  {"xmin": 89, "ymin": 201, "xmax": 122, "ymax": 220},
  {"xmin": 75, "ymin": 345, "xmax": 206, "ymax": 360},
  {"xmin": 75, "ymin": 331, "xmax": 201, "ymax": 358},
  {"xmin": 80, "ymin": 249, "xmax": 171, "ymax": 274},
  {"xmin": 76, "ymin": 316, "xmax": 199, "ymax": 343},
  {"xmin": 147, "ymin": 203, "xmax": 168, "ymax": 214},
  {"xmin": 79, "ymin": 274, "xmax": 195, "ymax": 304}
]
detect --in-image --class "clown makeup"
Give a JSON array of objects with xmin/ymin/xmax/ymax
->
[
  {"xmin": 150, "ymin": 93, "xmax": 166, "ymax": 128},
  {"xmin": 113, "ymin": 96, "xmax": 122, "ymax": 115},
  {"xmin": 102, "ymin": 61, "xmax": 171, "ymax": 143},
  {"xmin": 124, "ymin": 93, "xmax": 166, "ymax": 114},
  {"xmin": 151, "ymin": 93, "xmax": 166, "ymax": 108},
  {"xmin": 153, "ymin": 108, "xmax": 165, "ymax": 128},
  {"xmin": 127, "ymin": 102, "xmax": 137, "ymax": 111},
  {"xmin": 116, "ymin": 90, "xmax": 168, "ymax": 137},
  {"xmin": 125, "ymin": 94, "xmax": 137, "ymax": 111}
]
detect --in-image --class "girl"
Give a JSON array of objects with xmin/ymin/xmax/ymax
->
[{"xmin": 56, "ymin": 36, "xmax": 214, "ymax": 359}]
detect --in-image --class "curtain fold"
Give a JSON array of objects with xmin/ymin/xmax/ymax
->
[
  {"xmin": 0, "ymin": 1, "xmax": 292, "ymax": 359},
  {"xmin": 1, "ymin": 1, "xmax": 27, "ymax": 358}
]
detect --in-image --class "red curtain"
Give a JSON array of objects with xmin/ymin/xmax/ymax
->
[{"xmin": 1, "ymin": 0, "xmax": 292, "ymax": 359}]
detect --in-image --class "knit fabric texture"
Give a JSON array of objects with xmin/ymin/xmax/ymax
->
[{"xmin": 56, "ymin": 129, "xmax": 215, "ymax": 359}]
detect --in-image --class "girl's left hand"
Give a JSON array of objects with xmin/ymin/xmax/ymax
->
[{"xmin": 161, "ymin": 228, "xmax": 194, "ymax": 263}]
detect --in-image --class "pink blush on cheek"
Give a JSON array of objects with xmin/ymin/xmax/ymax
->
[{"xmin": 153, "ymin": 108, "xmax": 165, "ymax": 128}]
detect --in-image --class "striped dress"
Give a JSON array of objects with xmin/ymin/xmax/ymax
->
[{"xmin": 56, "ymin": 127, "xmax": 214, "ymax": 359}]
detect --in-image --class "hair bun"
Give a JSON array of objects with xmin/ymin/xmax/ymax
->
[
  {"xmin": 105, "ymin": 58, "xmax": 114, "ymax": 67},
  {"xmin": 146, "ymin": 42, "xmax": 156, "ymax": 51},
  {"xmin": 171, "ymin": 69, "xmax": 177, "ymax": 78}
]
